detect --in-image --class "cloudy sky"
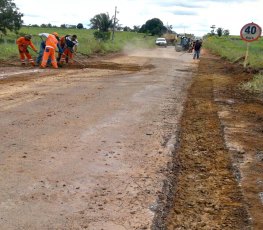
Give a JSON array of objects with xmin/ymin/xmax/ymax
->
[{"xmin": 14, "ymin": 0, "xmax": 263, "ymax": 36}]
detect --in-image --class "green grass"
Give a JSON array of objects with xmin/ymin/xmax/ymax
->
[
  {"xmin": 0, "ymin": 26, "xmax": 156, "ymax": 60},
  {"xmin": 203, "ymin": 36, "xmax": 263, "ymax": 69},
  {"xmin": 241, "ymin": 73, "xmax": 263, "ymax": 93},
  {"xmin": 204, "ymin": 36, "xmax": 263, "ymax": 93}
]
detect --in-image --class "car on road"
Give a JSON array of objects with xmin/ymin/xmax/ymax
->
[{"xmin": 155, "ymin": 37, "xmax": 167, "ymax": 47}]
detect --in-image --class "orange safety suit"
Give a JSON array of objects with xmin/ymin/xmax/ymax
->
[
  {"xmin": 16, "ymin": 37, "xmax": 37, "ymax": 65},
  {"xmin": 41, "ymin": 34, "xmax": 59, "ymax": 69},
  {"xmin": 57, "ymin": 36, "xmax": 66, "ymax": 62},
  {"xmin": 59, "ymin": 36, "xmax": 66, "ymax": 49}
]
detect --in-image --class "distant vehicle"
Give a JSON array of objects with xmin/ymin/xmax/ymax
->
[
  {"xmin": 163, "ymin": 33, "xmax": 177, "ymax": 45},
  {"xmin": 155, "ymin": 38, "xmax": 167, "ymax": 47}
]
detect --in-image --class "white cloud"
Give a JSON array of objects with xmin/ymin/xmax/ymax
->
[{"xmin": 14, "ymin": 0, "xmax": 263, "ymax": 36}]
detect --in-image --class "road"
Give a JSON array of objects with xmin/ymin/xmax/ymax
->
[{"xmin": 0, "ymin": 47, "xmax": 196, "ymax": 229}]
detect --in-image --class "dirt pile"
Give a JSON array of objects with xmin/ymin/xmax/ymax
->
[{"xmin": 159, "ymin": 52, "xmax": 263, "ymax": 229}]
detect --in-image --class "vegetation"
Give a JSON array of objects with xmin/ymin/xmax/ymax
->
[
  {"xmin": 242, "ymin": 73, "xmax": 263, "ymax": 93},
  {"xmin": 0, "ymin": 0, "xmax": 23, "ymax": 35},
  {"xmin": 204, "ymin": 36, "xmax": 263, "ymax": 69},
  {"xmin": 90, "ymin": 13, "xmax": 113, "ymax": 32},
  {"xmin": 89, "ymin": 13, "xmax": 114, "ymax": 41},
  {"xmin": 139, "ymin": 18, "xmax": 167, "ymax": 36},
  {"xmin": 0, "ymin": 26, "xmax": 156, "ymax": 60},
  {"xmin": 209, "ymin": 25, "xmax": 230, "ymax": 37},
  {"xmin": 204, "ymin": 36, "xmax": 263, "ymax": 92}
]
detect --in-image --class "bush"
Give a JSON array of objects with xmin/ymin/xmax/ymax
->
[
  {"xmin": 93, "ymin": 31, "xmax": 111, "ymax": 41},
  {"xmin": 242, "ymin": 73, "xmax": 263, "ymax": 92}
]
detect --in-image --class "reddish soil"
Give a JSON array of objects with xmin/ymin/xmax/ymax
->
[
  {"xmin": 160, "ymin": 51, "xmax": 263, "ymax": 229},
  {"xmin": 0, "ymin": 48, "xmax": 262, "ymax": 229}
]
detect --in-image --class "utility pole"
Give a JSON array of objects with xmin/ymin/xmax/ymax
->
[{"xmin": 112, "ymin": 6, "xmax": 117, "ymax": 41}]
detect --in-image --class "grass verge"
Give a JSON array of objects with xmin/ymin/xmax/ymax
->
[{"xmin": 241, "ymin": 73, "xmax": 263, "ymax": 93}]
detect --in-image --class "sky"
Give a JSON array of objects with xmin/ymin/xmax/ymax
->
[{"xmin": 14, "ymin": 0, "xmax": 263, "ymax": 36}]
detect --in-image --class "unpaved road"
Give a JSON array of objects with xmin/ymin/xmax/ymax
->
[
  {"xmin": 0, "ymin": 47, "xmax": 196, "ymax": 229},
  {"xmin": 1, "ymin": 47, "xmax": 263, "ymax": 230}
]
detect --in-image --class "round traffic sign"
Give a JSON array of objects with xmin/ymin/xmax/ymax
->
[{"xmin": 240, "ymin": 22, "xmax": 262, "ymax": 42}]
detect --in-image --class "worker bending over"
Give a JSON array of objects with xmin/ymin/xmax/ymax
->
[
  {"xmin": 60, "ymin": 35, "xmax": 78, "ymax": 65},
  {"xmin": 16, "ymin": 35, "xmax": 38, "ymax": 66},
  {"xmin": 39, "ymin": 32, "xmax": 63, "ymax": 69}
]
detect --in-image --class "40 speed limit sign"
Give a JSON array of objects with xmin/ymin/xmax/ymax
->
[{"xmin": 240, "ymin": 22, "xmax": 262, "ymax": 42}]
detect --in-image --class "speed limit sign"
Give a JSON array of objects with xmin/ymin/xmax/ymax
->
[{"xmin": 240, "ymin": 22, "xmax": 262, "ymax": 42}]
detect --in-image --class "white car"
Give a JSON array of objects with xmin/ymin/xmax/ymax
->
[{"xmin": 155, "ymin": 38, "xmax": 167, "ymax": 47}]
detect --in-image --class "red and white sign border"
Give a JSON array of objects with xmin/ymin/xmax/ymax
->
[{"xmin": 240, "ymin": 22, "xmax": 262, "ymax": 42}]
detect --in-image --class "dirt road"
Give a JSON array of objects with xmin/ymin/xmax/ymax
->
[
  {"xmin": 0, "ymin": 47, "xmax": 196, "ymax": 229},
  {"xmin": 1, "ymin": 47, "xmax": 262, "ymax": 230}
]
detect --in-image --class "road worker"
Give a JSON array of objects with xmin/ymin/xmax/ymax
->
[
  {"xmin": 60, "ymin": 35, "xmax": 78, "ymax": 65},
  {"xmin": 36, "ymin": 33, "xmax": 53, "ymax": 66},
  {"xmin": 57, "ymin": 34, "xmax": 68, "ymax": 62},
  {"xmin": 39, "ymin": 32, "xmax": 63, "ymax": 69},
  {"xmin": 16, "ymin": 34, "xmax": 38, "ymax": 66},
  {"xmin": 193, "ymin": 39, "xmax": 202, "ymax": 60}
]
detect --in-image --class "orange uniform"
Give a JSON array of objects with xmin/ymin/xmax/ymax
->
[
  {"xmin": 59, "ymin": 36, "xmax": 66, "ymax": 49},
  {"xmin": 16, "ymin": 36, "xmax": 37, "ymax": 66},
  {"xmin": 57, "ymin": 35, "xmax": 66, "ymax": 62},
  {"xmin": 40, "ymin": 33, "xmax": 60, "ymax": 69}
]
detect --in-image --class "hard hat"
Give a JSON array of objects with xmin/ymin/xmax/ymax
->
[
  {"xmin": 24, "ymin": 34, "xmax": 32, "ymax": 40},
  {"xmin": 52, "ymin": 32, "xmax": 59, "ymax": 37}
]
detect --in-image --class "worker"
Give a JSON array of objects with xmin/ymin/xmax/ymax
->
[
  {"xmin": 193, "ymin": 39, "xmax": 202, "ymax": 60},
  {"xmin": 16, "ymin": 35, "xmax": 38, "ymax": 66},
  {"xmin": 36, "ymin": 33, "xmax": 52, "ymax": 66},
  {"xmin": 60, "ymin": 35, "xmax": 78, "ymax": 65},
  {"xmin": 57, "ymin": 34, "xmax": 68, "ymax": 62},
  {"xmin": 188, "ymin": 40, "xmax": 195, "ymax": 53},
  {"xmin": 39, "ymin": 32, "xmax": 63, "ymax": 69}
]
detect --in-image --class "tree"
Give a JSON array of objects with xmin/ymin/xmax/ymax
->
[
  {"xmin": 0, "ymin": 0, "xmax": 23, "ymax": 35},
  {"xmin": 223, "ymin": 29, "xmax": 230, "ymax": 36},
  {"xmin": 89, "ymin": 13, "xmax": 113, "ymax": 32},
  {"xmin": 210, "ymin": 25, "xmax": 216, "ymax": 35},
  {"xmin": 123, "ymin": 26, "xmax": 131, "ymax": 32},
  {"xmin": 132, "ymin": 25, "xmax": 140, "ymax": 33},
  {"xmin": 216, "ymin": 27, "xmax": 223, "ymax": 37},
  {"xmin": 77, "ymin": 23, "xmax": 84, "ymax": 29},
  {"xmin": 139, "ymin": 18, "xmax": 167, "ymax": 36},
  {"xmin": 40, "ymin": 24, "xmax": 47, "ymax": 28}
]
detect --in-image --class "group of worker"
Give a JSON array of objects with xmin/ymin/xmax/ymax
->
[{"xmin": 16, "ymin": 32, "xmax": 79, "ymax": 69}]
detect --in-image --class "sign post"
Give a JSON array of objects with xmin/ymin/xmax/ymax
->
[{"xmin": 240, "ymin": 22, "xmax": 262, "ymax": 68}]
